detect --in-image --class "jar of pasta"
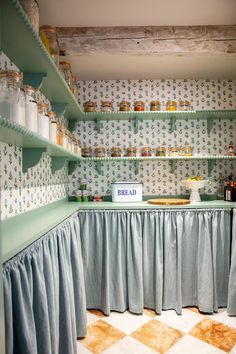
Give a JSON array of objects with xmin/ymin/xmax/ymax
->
[
  {"xmin": 111, "ymin": 147, "xmax": 122, "ymax": 157},
  {"xmin": 94, "ymin": 146, "xmax": 105, "ymax": 157},
  {"xmin": 101, "ymin": 101, "xmax": 113, "ymax": 112},
  {"xmin": 178, "ymin": 100, "xmax": 191, "ymax": 111},
  {"xmin": 156, "ymin": 147, "xmax": 166, "ymax": 156},
  {"xmin": 169, "ymin": 146, "xmax": 180, "ymax": 156},
  {"xmin": 150, "ymin": 100, "xmax": 161, "ymax": 111},
  {"xmin": 166, "ymin": 100, "xmax": 177, "ymax": 111},
  {"xmin": 125, "ymin": 147, "xmax": 137, "ymax": 157},
  {"xmin": 140, "ymin": 146, "xmax": 152, "ymax": 157},
  {"xmin": 83, "ymin": 100, "xmax": 96, "ymax": 112},
  {"xmin": 134, "ymin": 101, "xmax": 145, "ymax": 111},
  {"xmin": 119, "ymin": 101, "xmax": 131, "ymax": 111},
  {"xmin": 23, "ymin": 85, "xmax": 38, "ymax": 132}
]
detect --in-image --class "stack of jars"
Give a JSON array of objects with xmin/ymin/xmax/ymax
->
[{"xmin": 56, "ymin": 124, "xmax": 81, "ymax": 154}]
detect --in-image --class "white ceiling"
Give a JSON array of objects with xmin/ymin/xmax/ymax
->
[{"xmin": 38, "ymin": 0, "xmax": 236, "ymax": 80}]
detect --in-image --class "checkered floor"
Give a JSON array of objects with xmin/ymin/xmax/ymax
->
[{"xmin": 77, "ymin": 308, "xmax": 236, "ymax": 353}]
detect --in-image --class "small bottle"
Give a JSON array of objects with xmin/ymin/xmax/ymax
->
[{"xmin": 224, "ymin": 180, "xmax": 234, "ymax": 202}]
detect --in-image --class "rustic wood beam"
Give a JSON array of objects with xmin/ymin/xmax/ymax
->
[{"xmin": 57, "ymin": 25, "xmax": 236, "ymax": 55}]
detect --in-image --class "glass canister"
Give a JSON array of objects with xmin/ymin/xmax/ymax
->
[
  {"xmin": 169, "ymin": 146, "xmax": 180, "ymax": 156},
  {"xmin": 83, "ymin": 100, "xmax": 96, "ymax": 112},
  {"xmin": 71, "ymin": 75, "xmax": 79, "ymax": 100},
  {"xmin": 181, "ymin": 145, "xmax": 193, "ymax": 156},
  {"xmin": 111, "ymin": 147, "xmax": 122, "ymax": 157},
  {"xmin": 119, "ymin": 101, "xmax": 131, "ymax": 112},
  {"xmin": 125, "ymin": 147, "xmax": 137, "ymax": 157},
  {"xmin": 178, "ymin": 100, "xmax": 191, "ymax": 111},
  {"xmin": 19, "ymin": 0, "xmax": 39, "ymax": 32},
  {"xmin": 0, "ymin": 70, "xmax": 25, "ymax": 126},
  {"xmin": 94, "ymin": 147, "xmax": 105, "ymax": 157},
  {"xmin": 101, "ymin": 101, "xmax": 113, "ymax": 112},
  {"xmin": 156, "ymin": 147, "xmax": 166, "ymax": 156},
  {"xmin": 81, "ymin": 147, "xmax": 93, "ymax": 157},
  {"xmin": 48, "ymin": 111, "xmax": 57, "ymax": 143},
  {"xmin": 37, "ymin": 102, "xmax": 49, "ymax": 139},
  {"xmin": 150, "ymin": 100, "xmax": 161, "ymax": 111},
  {"xmin": 39, "ymin": 25, "xmax": 59, "ymax": 66},
  {"xmin": 166, "ymin": 100, "xmax": 177, "ymax": 111},
  {"xmin": 59, "ymin": 61, "xmax": 73, "ymax": 89},
  {"xmin": 140, "ymin": 146, "xmax": 152, "ymax": 157},
  {"xmin": 57, "ymin": 124, "xmax": 63, "ymax": 146},
  {"xmin": 23, "ymin": 85, "xmax": 38, "ymax": 132},
  {"xmin": 134, "ymin": 101, "xmax": 145, "ymax": 111}
]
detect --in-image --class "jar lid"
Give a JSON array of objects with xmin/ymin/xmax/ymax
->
[
  {"xmin": 84, "ymin": 100, "xmax": 96, "ymax": 107},
  {"xmin": 37, "ymin": 102, "xmax": 49, "ymax": 110},
  {"xmin": 134, "ymin": 101, "xmax": 145, "ymax": 105},
  {"xmin": 0, "ymin": 70, "xmax": 22, "ymax": 81},
  {"xmin": 23, "ymin": 85, "xmax": 36, "ymax": 95},
  {"xmin": 48, "ymin": 111, "xmax": 56, "ymax": 118},
  {"xmin": 40, "ymin": 25, "xmax": 57, "ymax": 33}
]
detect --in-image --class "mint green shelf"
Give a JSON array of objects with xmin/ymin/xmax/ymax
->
[
  {"xmin": 0, "ymin": 116, "xmax": 79, "ymax": 174},
  {"xmin": 1, "ymin": 0, "xmax": 83, "ymax": 121}
]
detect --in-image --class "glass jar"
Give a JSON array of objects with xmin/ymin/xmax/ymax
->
[
  {"xmin": 140, "ymin": 146, "xmax": 152, "ymax": 157},
  {"xmin": 169, "ymin": 146, "xmax": 180, "ymax": 156},
  {"xmin": 156, "ymin": 147, "xmax": 166, "ymax": 156},
  {"xmin": 181, "ymin": 145, "xmax": 193, "ymax": 156},
  {"xmin": 83, "ymin": 100, "xmax": 96, "ymax": 112},
  {"xmin": 23, "ymin": 85, "xmax": 37, "ymax": 132},
  {"xmin": 19, "ymin": 0, "xmax": 39, "ymax": 32},
  {"xmin": 166, "ymin": 100, "xmax": 177, "ymax": 111},
  {"xmin": 125, "ymin": 147, "xmax": 137, "ymax": 157},
  {"xmin": 59, "ymin": 61, "xmax": 73, "ymax": 89},
  {"xmin": 94, "ymin": 147, "xmax": 105, "ymax": 157},
  {"xmin": 39, "ymin": 25, "xmax": 59, "ymax": 66},
  {"xmin": 57, "ymin": 124, "xmax": 63, "ymax": 146},
  {"xmin": 119, "ymin": 101, "xmax": 131, "ymax": 112},
  {"xmin": 101, "ymin": 101, "xmax": 113, "ymax": 112},
  {"xmin": 178, "ymin": 100, "xmax": 191, "ymax": 111},
  {"xmin": 82, "ymin": 147, "xmax": 93, "ymax": 157},
  {"xmin": 48, "ymin": 111, "xmax": 57, "ymax": 143},
  {"xmin": 111, "ymin": 147, "xmax": 122, "ymax": 157},
  {"xmin": 37, "ymin": 102, "xmax": 49, "ymax": 139},
  {"xmin": 0, "ymin": 70, "xmax": 25, "ymax": 126},
  {"xmin": 134, "ymin": 101, "xmax": 145, "ymax": 111},
  {"xmin": 150, "ymin": 100, "xmax": 161, "ymax": 111},
  {"xmin": 71, "ymin": 75, "xmax": 79, "ymax": 100}
]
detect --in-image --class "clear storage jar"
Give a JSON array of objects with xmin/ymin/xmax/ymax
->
[
  {"xmin": 83, "ymin": 100, "xmax": 96, "ymax": 112},
  {"xmin": 150, "ymin": 100, "xmax": 161, "ymax": 111},
  {"xmin": 37, "ymin": 102, "xmax": 49, "ymax": 139},
  {"xmin": 101, "ymin": 101, "xmax": 113, "ymax": 112},
  {"xmin": 119, "ymin": 101, "xmax": 131, "ymax": 112},
  {"xmin": 0, "ymin": 70, "xmax": 25, "ymax": 126},
  {"xmin": 178, "ymin": 100, "xmax": 191, "ymax": 111},
  {"xmin": 39, "ymin": 25, "xmax": 59, "ymax": 66},
  {"xmin": 23, "ymin": 85, "xmax": 38, "ymax": 133},
  {"xmin": 59, "ymin": 61, "xmax": 73, "ymax": 89},
  {"xmin": 19, "ymin": 0, "xmax": 39, "ymax": 32},
  {"xmin": 134, "ymin": 101, "xmax": 145, "ymax": 111},
  {"xmin": 166, "ymin": 100, "xmax": 177, "ymax": 111},
  {"xmin": 48, "ymin": 111, "xmax": 57, "ymax": 143}
]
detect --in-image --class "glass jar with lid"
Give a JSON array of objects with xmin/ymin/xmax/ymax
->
[
  {"xmin": 0, "ymin": 70, "xmax": 25, "ymax": 126},
  {"xmin": 101, "ymin": 101, "xmax": 113, "ymax": 112},
  {"xmin": 125, "ymin": 147, "xmax": 137, "ymax": 157},
  {"xmin": 150, "ymin": 100, "xmax": 161, "ymax": 111},
  {"xmin": 111, "ymin": 147, "xmax": 122, "ymax": 157},
  {"xmin": 169, "ymin": 146, "xmax": 180, "ymax": 156},
  {"xmin": 59, "ymin": 61, "xmax": 73, "ymax": 89},
  {"xmin": 37, "ymin": 102, "xmax": 49, "ymax": 139},
  {"xmin": 39, "ymin": 25, "xmax": 59, "ymax": 66},
  {"xmin": 134, "ymin": 101, "xmax": 145, "ymax": 111},
  {"xmin": 140, "ymin": 146, "xmax": 152, "ymax": 157},
  {"xmin": 119, "ymin": 101, "xmax": 131, "ymax": 112},
  {"xmin": 156, "ymin": 147, "xmax": 166, "ymax": 156},
  {"xmin": 178, "ymin": 100, "xmax": 191, "ymax": 111},
  {"xmin": 23, "ymin": 85, "xmax": 38, "ymax": 133},
  {"xmin": 83, "ymin": 100, "xmax": 96, "ymax": 112},
  {"xmin": 48, "ymin": 111, "xmax": 57, "ymax": 143},
  {"xmin": 181, "ymin": 145, "xmax": 193, "ymax": 156},
  {"xmin": 166, "ymin": 100, "xmax": 177, "ymax": 111},
  {"xmin": 82, "ymin": 147, "xmax": 93, "ymax": 157},
  {"xmin": 94, "ymin": 147, "xmax": 105, "ymax": 157},
  {"xmin": 57, "ymin": 124, "xmax": 63, "ymax": 146}
]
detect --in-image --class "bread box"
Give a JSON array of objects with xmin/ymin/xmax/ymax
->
[{"xmin": 112, "ymin": 181, "xmax": 143, "ymax": 202}]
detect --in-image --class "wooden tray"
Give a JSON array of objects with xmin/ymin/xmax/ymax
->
[{"xmin": 147, "ymin": 198, "xmax": 190, "ymax": 205}]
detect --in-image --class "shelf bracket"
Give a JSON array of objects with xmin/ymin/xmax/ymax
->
[
  {"xmin": 95, "ymin": 161, "xmax": 102, "ymax": 175},
  {"xmin": 207, "ymin": 116, "xmax": 215, "ymax": 135},
  {"xmin": 68, "ymin": 120, "xmax": 77, "ymax": 132},
  {"xmin": 51, "ymin": 157, "xmax": 68, "ymax": 173},
  {"xmin": 51, "ymin": 103, "xmax": 68, "ymax": 117},
  {"xmin": 23, "ymin": 72, "xmax": 47, "ymax": 90},
  {"xmin": 22, "ymin": 148, "xmax": 46, "ymax": 173},
  {"xmin": 169, "ymin": 160, "xmax": 177, "ymax": 174},
  {"xmin": 68, "ymin": 161, "xmax": 78, "ymax": 175},
  {"xmin": 134, "ymin": 161, "xmax": 140, "ymax": 175},
  {"xmin": 169, "ymin": 116, "xmax": 177, "ymax": 133},
  {"xmin": 208, "ymin": 159, "xmax": 216, "ymax": 176},
  {"xmin": 133, "ymin": 116, "xmax": 140, "ymax": 134},
  {"xmin": 95, "ymin": 117, "xmax": 101, "ymax": 133}
]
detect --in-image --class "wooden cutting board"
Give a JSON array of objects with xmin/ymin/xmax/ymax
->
[{"xmin": 147, "ymin": 198, "xmax": 190, "ymax": 205}]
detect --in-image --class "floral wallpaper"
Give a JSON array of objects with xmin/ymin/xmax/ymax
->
[
  {"xmin": 69, "ymin": 79, "xmax": 236, "ymax": 196},
  {"xmin": 0, "ymin": 51, "xmax": 69, "ymax": 220}
]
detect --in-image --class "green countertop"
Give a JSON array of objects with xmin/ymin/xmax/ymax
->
[{"xmin": 1, "ymin": 199, "xmax": 235, "ymax": 263}]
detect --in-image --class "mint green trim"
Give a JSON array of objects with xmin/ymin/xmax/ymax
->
[{"xmin": 81, "ymin": 155, "xmax": 236, "ymax": 162}]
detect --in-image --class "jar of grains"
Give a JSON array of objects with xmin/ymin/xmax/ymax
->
[
  {"xmin": 166, "ymin": 100, "xmax": 177, "ymax": 111},
  {"xmin": 111, "ymin": 147, "xmax": 122, "ymax": 157},
  {"xmin": 83, "ymin": 100, "xmax": 96, "ymax": 112},
  {"xmin": 119, "ymin": 101, "xmax": 131, "ymax": 111},
  {"xmin": 150, "ymin": 100, "xmax": 161, "ymax": 111},
  {"xmin": 169, "ymin": 146, "xmax": 180, "ymax": 156},
  {"xmin": 94, "ymin": 147, "xmax": 105, "ymax": 157},
  {"xmin": 134, "ymin": 101, "xmax": 145, "ymax": 111},
  {"xmin": 156, "ymin": 147, "xmax": 166, "ymax": 156},
  {"xmin": 125, "ymin": 147, "xmax": 137, "ymax": 157},
  {"xmin": 81, "ymin": 147, "xmax": 93, "ymax": 157},
  {"xmin": 101, "ymin": 101, "xmax": 113, "ymax": 112},
  {"xmin": 178, "ymin": 100, "xmax": 192, "ymax": 111},
  {"xmin": 140, "ymin": 146, "xmax": 152, "ymax": 157}
]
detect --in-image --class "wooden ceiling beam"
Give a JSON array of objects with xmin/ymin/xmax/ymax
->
[{"xmin": 56, "ymin": 25, "xmax": 236, "ymax": 55}]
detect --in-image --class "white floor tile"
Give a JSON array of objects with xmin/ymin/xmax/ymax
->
[
  {"xmin": 87, "ymin": 312, "xmax": 100, "ymax": 325},
  {"xmin": 155, "ymin": 309, "xmax": 203, "ymax": 333},
  {"xmin": 102, "ymin": 336, "xmax": 158, "ymax": 354},
  {"xmin": 102, "ymin": 311, "xmax": 151, "ymax": 334},
  {"xmin": 166, "ymin": 334, "xmax": 226, "ymax": 354},
  {"xmin": 207, "ymin": 310, "xmax": 236, "ymax": 329},
  {"xmin": 77, "ymin": 341, "xmax": 92, "ymax": 354}
]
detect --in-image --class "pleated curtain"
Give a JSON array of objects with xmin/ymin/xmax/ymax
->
[{"xmin": 227, "ymin": 208, "xmax": 236, "ymax": 315}]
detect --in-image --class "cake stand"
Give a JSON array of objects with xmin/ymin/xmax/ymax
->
[{"xmin": 179, "ymin": 180, "xmax": 211, "ymax": 202}]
